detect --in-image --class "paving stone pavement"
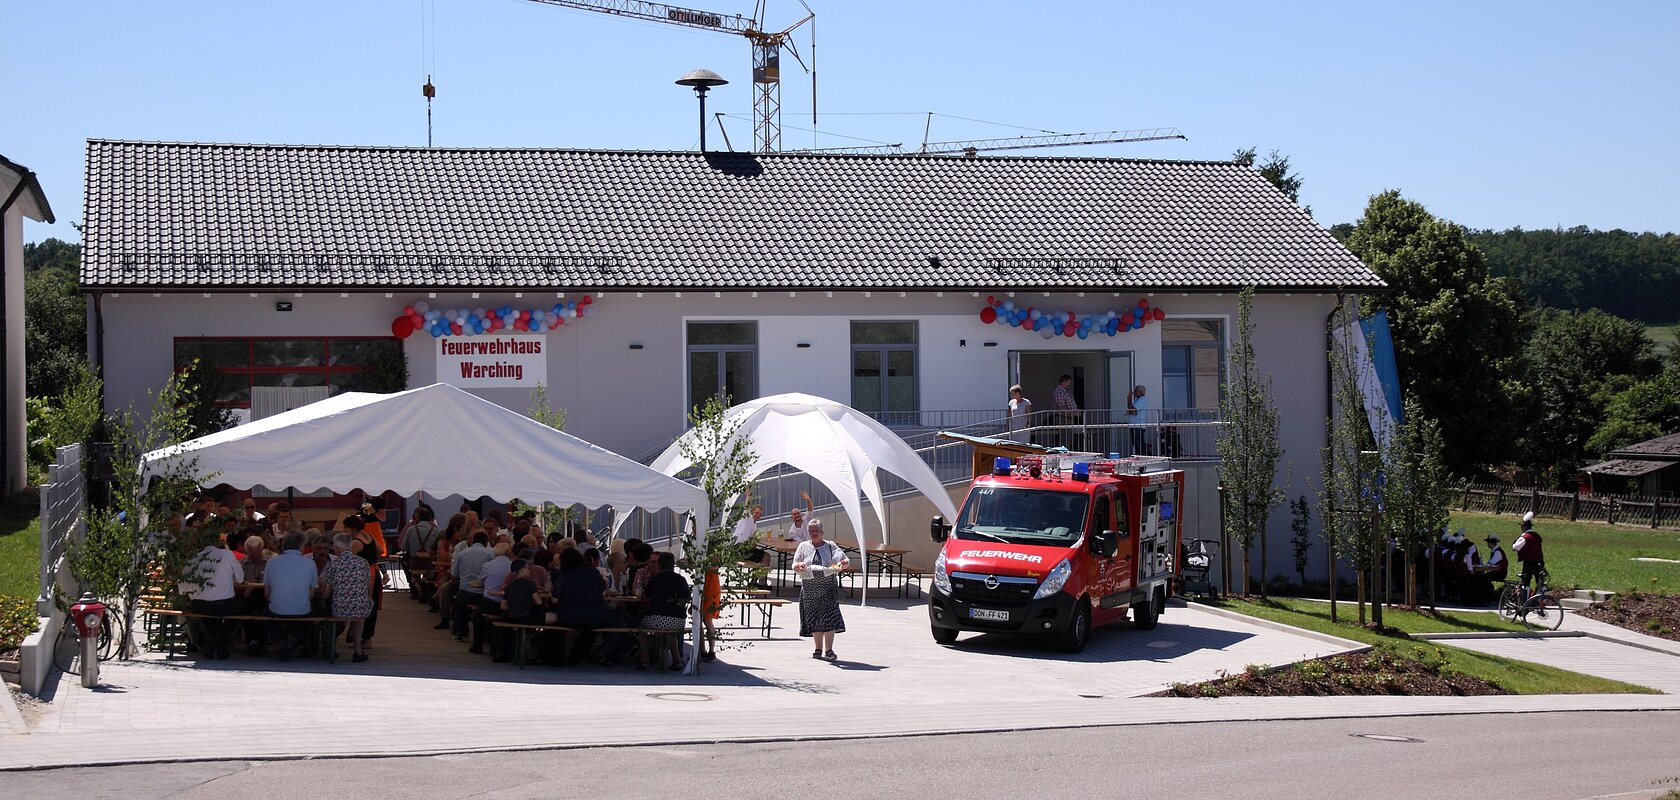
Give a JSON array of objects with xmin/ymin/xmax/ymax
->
[{"xmin": 3, "ymin": 593, "xmax": 1677, "ymax": 771}]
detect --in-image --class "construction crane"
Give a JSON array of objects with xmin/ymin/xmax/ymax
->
[
  {"xmin": 798, "ymin": 127, "xmax": 1188, "ymax": 157},
  {"xmin": 525, "ymin": 0, "xmax": 814, "ymax": 153}
]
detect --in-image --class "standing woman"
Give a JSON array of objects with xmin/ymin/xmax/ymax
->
[
  {"xmin": 347, "ymin": 515, "xmax": 384, "ymax": 649},
  {"xmin": 1006, "ymin": 384, "xmax": 1033, "ymax": 438},
  {"xmin": 320, "ymin": 532, "xmax": 373, "ymax": 662},
  {"xmin": 792, "ymin": 518, "xmax": 849, "ymax": 661}
]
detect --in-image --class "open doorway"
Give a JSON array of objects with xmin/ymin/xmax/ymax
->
[{"xmin": 1011, "ymin": 350, "xmax": 1126, "ymax": 451}]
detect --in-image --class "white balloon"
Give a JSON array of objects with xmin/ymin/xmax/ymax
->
[{"xmin": 414, "ymin": 301, "xmax": 429, "ymax": 313}]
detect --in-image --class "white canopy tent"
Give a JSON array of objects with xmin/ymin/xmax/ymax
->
[
  {"xmin": 650, "ymin": 393, "xmax": 959, "ymax": 604},
  {"xmin": 141, "ymin": 383, "xmax": 711, "ymax": 671}
]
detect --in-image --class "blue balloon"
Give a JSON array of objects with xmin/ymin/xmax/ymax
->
[
  {"xmin": 1077, "ymin": 328, "xmax": 1089, "ymax": 339},
  {"xmin": 1131, "ymin": 318, "xmax": 1143, "ymax": 329}
]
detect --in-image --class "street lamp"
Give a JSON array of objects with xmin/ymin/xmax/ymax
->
[{"xmin": 675, "ymin": 69, "xmax": 728, "ymax": 152}]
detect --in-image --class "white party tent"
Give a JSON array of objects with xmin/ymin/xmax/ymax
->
[
  {"xmin": 141, "ymin": 383, "xmax": 708, "ymax": 526},
  {"xmin": 650, "ymin": 393, "xmax": 959, "ymax": 603}
]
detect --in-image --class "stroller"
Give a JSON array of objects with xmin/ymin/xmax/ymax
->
[{"xmin": 1178, "ymin": 538, "xmax": 1219, "ymax": 598}]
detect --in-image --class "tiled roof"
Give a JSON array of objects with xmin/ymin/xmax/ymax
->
[
  {"xmin": 1580, "ymin": 458, "xmax": 1672, "ymax": 477},
  {"xmin": 1608, "ymin": 432, "xmax": 1680, "ymax": 462},
  {"xmin": 80, "ymin": 140, "xmax": 1382, "ymax": 292}
]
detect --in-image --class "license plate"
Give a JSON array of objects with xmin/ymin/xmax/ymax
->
[{"xmin": 969, "ymin": 607, "xmax": 1010, "ymax": 622}]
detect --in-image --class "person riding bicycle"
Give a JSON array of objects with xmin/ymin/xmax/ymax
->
[{"xmin": 1511, "ymin": 512, "xmax": 1545, "ymax": 590}]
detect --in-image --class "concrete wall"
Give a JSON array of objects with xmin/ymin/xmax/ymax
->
[
  {"xmin": 93, "ymin": 289, "xmax": 1340, "ymax": 580},
  {"xmin": 3, "ymin": 210, "xmax": 25, "ymax": 495}
]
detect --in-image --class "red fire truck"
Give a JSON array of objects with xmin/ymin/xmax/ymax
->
[{"xmin": 928, "ymin": 454, "xmax": 1184, "ymax": 653}]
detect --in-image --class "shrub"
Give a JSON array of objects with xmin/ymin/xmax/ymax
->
[{"xmin": 1, "ymin": 595, "xmax": 39, "ymax": 652}]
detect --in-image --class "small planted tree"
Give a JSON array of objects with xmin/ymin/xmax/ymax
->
[
  {"xmin": 1321, "ymin": 304, "xmax": 1382, "ymax": 626},
  {"xmin": 1289, "ymin": 495, "xmax": 1312, "ymax": 588},
  {"xmin": 1216, "ymin": 287, "xmax": 1286, "ymax": 597},
  {"xmin": 674, "ymin": 395, "xmax": 757, "ymax": 661},
  {"xmin": 65, "ymin": 365, "xmax": 217, "ymax": 658},
  {"xmin": 1380, "ymin": 397, "xmax": 1451, "ymax": 609}
]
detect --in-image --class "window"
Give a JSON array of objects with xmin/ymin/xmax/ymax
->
[
  {"xmin": 173, "ymin": 336, "xmax": 402, "ymax": 408},
  {"xmin": 850, "ymin": 322, "xmax": 917, "ymax": 422},
  {"xmin": 1161, "ymin": 320, "xmax": 1223, "ymax": 411},
  {"xmin": 687, "ymin": 322, "xmax": 757, "ymax": 413}
]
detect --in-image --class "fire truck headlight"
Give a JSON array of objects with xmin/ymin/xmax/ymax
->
[
  {"xmin": 933, "ymin": 552, "xmax": 952, "ymax": 595},
  {"xmin": 1033, "ymin": 559, "xmax": 1071, "ymax": 599}
]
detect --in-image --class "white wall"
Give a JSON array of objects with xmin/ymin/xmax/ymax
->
[
  {"xmin": 94, "ymin": 288, "xmax": 1344, "ymax": 580},
  {"xmin": 3, "ymin": 210, "xmax": 25, "ymax": 495}
]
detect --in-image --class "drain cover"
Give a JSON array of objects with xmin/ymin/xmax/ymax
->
[
  {"xmin": 1145, "ymin": 640, "xmax": 1179, "ymax": 649},
  {"xmin": 1351, "ymin": 733, "xmax": 1424, "ymax": 743},
  {"xmin": 647, "ymin": 692, "xmax": 715, "ymax": 702}
]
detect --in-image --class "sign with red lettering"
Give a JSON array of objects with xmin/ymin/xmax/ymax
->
[{"xmin": 436, "ymin": 334, "xmax": 547, "ymax": 389}]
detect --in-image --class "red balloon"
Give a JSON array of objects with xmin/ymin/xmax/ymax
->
[
  {"xmin": 555, "ymin": 315, "xmax": 564, "ymax": 326},
  {"xmin": 1063, "ymin": 323, "xmax": 1076, "ymax": 337},
  {"xmin": 391, "ymin": 316, "xmax": 414, "ymax": 339},
  {"xmin": 986, "ymin": 295, "xmax": 997, "ymax": 306},
  {"xmin": 980, "ymin": 307, "xmax": 998, "ymax": 324},
  {"xmin": 449, "ymin": 322, "xmax": 463, "ymax": 335},
  {"xmin": 579, "ymin": 295, "xmax": 593, "ymax": 306},
  {"xmin": 402, "ymin": 304, "xmax": 415, "ymax": 316},
  {"xmin": 1121, "ymin": 312, "xmax": 1134, "ymax": 327},
  {"xmin": 1138, "ymin": 298, "xmax": 1150, "ymax": 309},
  {"xmin": 1153, "ymin": 307, "xmax": 1165, "ymax": 321}
]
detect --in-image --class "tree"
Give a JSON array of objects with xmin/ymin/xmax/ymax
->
[
  {"xmin": 1322, "ymin": 302, "xmax": 1382, "ymax": 625},
  {"xmin": 65, "ymin": 369, "xmax": 216, "ymax": 659},
  {"xmin": 1516, "ymin": 309, "xmax": 1659, "ymax": 484},
  {"xmin": 176, "ymin": 358, "xmax": 235, "ymax": 440},
  {"xmin": 1468, "ymin": 226, "xmax": 1680, "ymax": 324},
  {"xmin": 1216, "ymin": 288, "xmax": 1285, "ymax": 597},
  {"xmin": 22, "ymin": 237, "xmax": 79, "ymax": 277},
  {"xmin": 672, "ymin": 394, "xmax": 756, "ymax": 666},
  {"xmin": 1289, "ymin": 495, "xmax": 1311, "ymax": 587},
  {"xmin": 23, "ymin": 269, "xmax": 88, "ymax": 400},
  {"xmin": 1347, "ymin": 190, "xmax": 1527, "ymax": 477},
  {"xmin": 1380, "ymin": 398, "xmax": 1451, "ymax": 609},
  {"xmin": 527, "ymin": 384, "xmax": 568, "ymax": 431},
  {"xmin": 1589, "ymin": 360, "xmax": 1680, "ymax": 455},
  {"xmin": 1233, "ymin": 147, "xmax": 1308, "ymax": 214}
]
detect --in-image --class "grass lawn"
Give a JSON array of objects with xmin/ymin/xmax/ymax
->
[
  {"xmin": 1201, "ymin": 596, "xmax": 1657, "ymax": 695},
  {"xmin": 1646, "ymin": 322, "xmax": 1676, "ymax": 355},
  {"xmin": 0, "ymin": 498, "xmax": 41, "ymax": 600},
  {"xmin": 1449, "ymin": 511, "xmax": 1680, "ymax": 595}
]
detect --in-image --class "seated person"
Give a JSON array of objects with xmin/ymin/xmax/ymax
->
[
  {"xmin": 552, "ymin": 547, "xmax": 630, "ymax": 664},
  {"xmin": 179, "ymin": 538, "xmax": 243, "ymax": 660},
  {"xmin": 470, "ymin": 543, "xmax": 515, "ymax": 655},
  {"xmin": 262, "ymin": 531, "xmax": 320, "ymax": 660},
  {"xmin": 501, "ymin": 559, "xmax": 555, "ymax": 626},
  {"xmin": 637, "ymin": 551, "xmax": 690, "ymax": 671},
  {"xmin": 603, "ymin": 550, "xmax": 630, "ymax": 596}
]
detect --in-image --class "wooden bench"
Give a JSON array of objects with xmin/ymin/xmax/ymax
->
[
  {"xmin": 899, "ymin": 566, "xmax": 931, "ymax": 599},
  {"xmin": 491, "ymin": 620, "xmax": 684, "ymax": 669},
  {"xmin": 144, "ymin": 608, "xmax": 358, "ymax": 663},
  {"xmin": 729, "ymin": 597, "xmax": 790, "ymax": 638}
]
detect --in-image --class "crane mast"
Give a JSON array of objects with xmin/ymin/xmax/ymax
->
[{"xmin": 525, "ymin": 0, "xmax": 812, "ymax": 153}]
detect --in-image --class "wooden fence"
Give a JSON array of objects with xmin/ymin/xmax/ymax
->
[{"xmin": 1459, "ymin": 482, "xmax": 1680, "ymax": 530}]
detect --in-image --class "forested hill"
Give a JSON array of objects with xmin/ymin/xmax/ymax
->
[
  {"xmin": 1330, "ymin": 224, "xmax": 1679, "ymax": 323},
  {"xmin": 1467, "ymin": 227, "xmax": 1680, "ymax": 322}
]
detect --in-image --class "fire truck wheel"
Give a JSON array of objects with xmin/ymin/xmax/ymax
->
[
  {"xmin": 1059, "ymin": 603, "xmax": 1091, "ymax": 654},
  {"xmin": 1133, "ymin": 592, "xmax": 1160, "ymax": 630},
  {"xmin": 931, "ymin": 625, "xmax": 959, "ymax": 645}
]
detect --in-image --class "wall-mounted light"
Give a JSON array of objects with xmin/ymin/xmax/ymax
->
[
  {"xmin": 152, "ymin": 293, "xmax": 161, "ymax": 298},
  {"xmin": 249, "ymin": 292, "xmax": 259, "ymax": 298},
  {"xmin": 862, "ymin": 291, "xmax": 872, "ymax": 298},
  {"xmin": 788, "ymin": 291, "xmax": 797, "ymax": 298},
  {"xmin": 202, "ymin": 292, "xmax": 212, "ymax": 298},
  {"xmin": 339, "ymin": 292, "xmax": 349, "ymax": 298},
  {"xmin": 824, "ymin": 291, "xmax": 833, "ymax": 298},
  {"xmin": 275, "ymin": 301, "xmax": 293, "ymax": 312},
  {"xmin": 713, "ymin": 291, "xmax": 721, "ymax": 298},
  {"xmin": 628, "ymin": 343, "xmax": 645, "ymax": 350},
  {"xmin": 959, "ymin": 339, "xmax": 967, "ymax": 347},
  {"xmin": 472, "ymin": 292, "xmax": 481, "ymax": 299},
  {"xmin": 514, "ymin": 292, "xmax": 524, "ymax": 299},
  {"xmin": 983, "ymin": 341, "xmax": 998, "ymax": 347},
  {"xmin": 674, "ymin": 292, "xmax": 683, "ymax": 298},
  {"xmin": 796, "ymin": 342, "xmax": 812, "ymax": 349},
  {"xmin": 751, "ymin": 291, "xmax": 759, "ymax": 298},
  {"xmin": 635, "ymin": 292, "xmax": 644, "ymax": 298},
  {"xmin": 428, "ymin": 292, "xmax": 437, "ymax": 299},
  {"xmin": 383, "ymin": 292, "xmax": 393, "ymax": 299}
]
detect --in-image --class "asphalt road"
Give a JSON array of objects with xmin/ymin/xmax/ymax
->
[{"xmin": 5, "ymin": 711, "xmax": 1679, "ymax": 800}]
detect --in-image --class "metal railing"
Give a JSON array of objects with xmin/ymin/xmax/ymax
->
[
  {"xmin": 628, "ymin": 408, "xmax": 1229, "ymax": 548},
  {"xmin": 38, "ymin": 444, "xmax": 85, "ymax": 614}
]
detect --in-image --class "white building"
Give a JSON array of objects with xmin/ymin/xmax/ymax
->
[
  {"xmin": 2, "ymin": 154, "xmax": 55, "ymax": 497},
  {"xmin": 79, "ymin": 140, "xmax": 1382, "ymax": 575}
]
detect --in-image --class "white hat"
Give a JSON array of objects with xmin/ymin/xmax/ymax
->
[{"xmin": 1522, "ymin": 511, "xmax": 1534, "ymax": 523}]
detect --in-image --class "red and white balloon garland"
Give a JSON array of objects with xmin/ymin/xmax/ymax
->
[
  {"xmin": 389, "ymin": 297, "xmax": 598, "ymax": 339},
  {"xmin": 978, "ymin": 295, "xmax": 1166, "ymax": 339}
]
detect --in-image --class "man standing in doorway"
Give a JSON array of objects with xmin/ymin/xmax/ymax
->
[{"xmin": 1052, "ymin": 374, "xmax": 1078, "ymax": 449}]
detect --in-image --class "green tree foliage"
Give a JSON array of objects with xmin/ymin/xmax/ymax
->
[
  {"xmin": 177, "ymin": 358, "xmax": 235, "ymax": 439},
  {"xmin": 1588, "ymin": 360, "xmax": 1680, "ymax": 455},
  {"xmin": 1289, "ymin": 496, "xmax": 1312, "ymax": 587},
  {"xmin": 1468, "ymin": 226, "xmax": 1680, "ymax": 324},
  {"xmin": 1516, "ymin": 309, "xmax": 1659, "ymax": 483},
  {"xmin": 527, "ymin": 384, "xmax": 568, "ymax": 431},
  {"xmin": 25, "ymin": 362, "xmax": 103, "ymax": 481},
  {"xmin": 1322, "ymin": 302, "xmax": 1382, "ymax": 625},
  {"xmin": 1346, "ymin": 191, "xmax": 1527, "ymax": 477},
  {"xmin": 22, "ymin": 237, "xmax": 79, "ymax": 277},
  {"xmin": 1233, "ymin": 147, "xmax": 1309, "ymax": 214},
  {"xmin": 1216, "ymin": 288, "xmax": 1285, "ymax": 596},
  {"xmin": 23, "ymin": 269, "xmax": 87, "ymax": 400},
  {"xmin": 1380, "ymin": 398, "xmax": 1451, "ymax": 608},
  {"xmin": 65, "ymin": 369, "xmax": 215, "ymax": 658},
  {"xmin": 673, "ymin": 395, "xmax": 756, "ymax": 661}
]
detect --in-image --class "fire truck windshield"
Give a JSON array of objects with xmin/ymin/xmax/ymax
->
[{"xmin": 954, "ymin": 487, "xmax": 1090, "ymax": 546}]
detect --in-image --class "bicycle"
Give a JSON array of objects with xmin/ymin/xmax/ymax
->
[
  {"xmin": 1498, "ymin": 571, "xmax": 1564, "ymax": 631},
  {"xmin": 52, "ymin": 606, "xmax": 126, "ymax": 677}
]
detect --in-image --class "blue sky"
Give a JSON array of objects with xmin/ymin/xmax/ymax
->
[{"xmin": 6, "ymin": 0, "xmax": 1676, "ymax": 244}]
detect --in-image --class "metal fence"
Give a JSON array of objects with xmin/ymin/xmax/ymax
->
[
  {"xmin": 1459, "ymin": 481, "xmax": 1680, "ymax": 530},
  {"xmin": 37, "ymin": 443, "xmax": 85, "ymax": 613}
]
